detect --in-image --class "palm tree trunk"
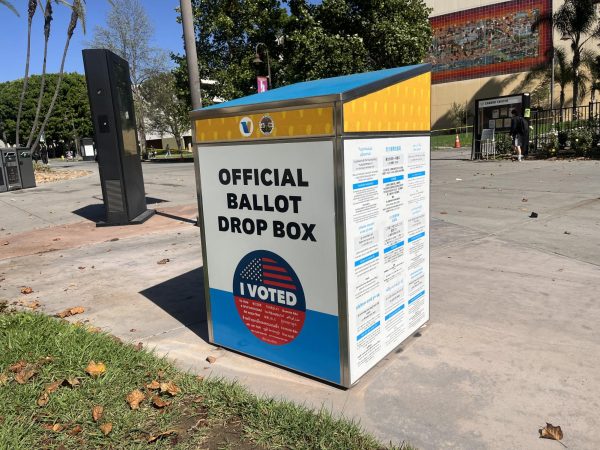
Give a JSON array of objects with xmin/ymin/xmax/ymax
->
[
  {"xmin": 31, "ymin": 33, "xmax": 72, "ymax": 154},
  {"xmin": 27, "ymin": 1, "xmax": 52, "ymax": 149},
  {"xmin": 15, "ymin": 18, "xmax": 33, "ymax": 147}
]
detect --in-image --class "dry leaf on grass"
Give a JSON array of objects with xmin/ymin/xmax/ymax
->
[
  {"xmin": 55, "ymin": 306, "xmax": 85, "ymax": 318},
  {"xmin": 64, "ymin": 377, "xmax": 81, "ymax": 387},
  {"xmin": 15, "ymin": 365, "xmax": 37, "ymax": 384},
  {"xmin": 0, "ymin": 373, "xmax": 8, "ymax": 386},
  {"xmin": 9, "ymin": 360, "xmax": 26, "ymax": 373},
  {"xmin": 157, "ymin": 370, "xmax": 165, "ymax": 379},
  {"xmin": 20, "ymin": 287, "xmax": 34, "ymax": 295},
  {"xmin": 43, "ymin": 423, "xmax": 65, "ymax": 432},
  {"xmin": 92, "ymin": 405, "xmax": 104, "ymax": 422},
  {"xmin": 147, "ymin": 430, "xmax": 177, "ymax": 443},
  {"xmin": 192, "ymin": 396, "xmax": 204, "ymax": 404},
  {"xmin": 134, "ymin": 342, "xmax": 143, "ymax": 351},
  {"xmin": 146, "ymin": 380, "xmax": 160, "ymax": 390},
  {"xmin": 37, "ymin": 380, "xmax": 62, "ymax": 406},
  {"xmin": 126, "ymin": 389, "xmax": 145, "ymax": 409},
  {"xmin": 539, "ymin": 423, "xmax": 564, "ymax": 441},
  {"xmin": 156, "ymin": 258, "xmax": 170, "ymax": 265},
  {"xmin": 152, "ymin": 396, "xmax": 171, "ymax": 408},
  {"xmin": 99, "ymin": 422, "xmax": 113, "ymax": 436},
  {"xmin": 159, "ymin": 381, "xmax": 180, "ymax": 396},
  {"xmin": 85, "ymin": 361, "xmax": 106, "ymax": 378},
  {"xmin": 68, "ymin": 424, "xmax": 83, "ymax": 435}
]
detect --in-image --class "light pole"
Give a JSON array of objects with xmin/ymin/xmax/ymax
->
[
  {"xmin": 253, "ymin": 42, "xmax": 272, "ymax": 88},
  {"xmin": 180, "ymin": 0, "xmax": 202, "ymax": 110}
]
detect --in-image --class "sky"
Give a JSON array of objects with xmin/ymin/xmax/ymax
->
[{"xmin": 0, "ymin": 1, "xmax": 185, "ymax": 82}]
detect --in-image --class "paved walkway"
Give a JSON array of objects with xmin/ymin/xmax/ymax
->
[{"xmin": 1, "ymin": 153, "xmax": 599, "ymax": 449}]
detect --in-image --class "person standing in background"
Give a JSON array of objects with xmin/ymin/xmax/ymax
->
[{"xmin": 510, "ymin": 109, "xmax": 527, "ymax": 162}]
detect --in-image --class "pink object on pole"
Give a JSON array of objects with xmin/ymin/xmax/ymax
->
[{"xmin": 257, "ymin": 76, "xmax": 268, "ymax": 93}]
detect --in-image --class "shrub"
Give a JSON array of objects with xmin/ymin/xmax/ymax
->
[
  {"xmin": 558, "ymin": 130, "xmax": 569, "ymax": 149},
  {"xmin": 568, "ymin": 128, "xmax": 593, "ymax": 157},
  {"xmin": 495, "ymin": 133, "xmax": 512, "ymax": 155}
]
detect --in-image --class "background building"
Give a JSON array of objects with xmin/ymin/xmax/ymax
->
[{"xmin": 425, "ymin": 0, "xmax": 598, "ymax": 128}]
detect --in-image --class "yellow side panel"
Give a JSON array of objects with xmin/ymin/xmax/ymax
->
[
  {"xmin": 195, "ymin": 107, "xmax": 334, "ymax": 143},
  {"xmin": 343, "ymin": 72, "xmax": 430, "ymax": 133}
]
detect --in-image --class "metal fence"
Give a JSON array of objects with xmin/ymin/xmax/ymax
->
[{"xmin": 529, "ymin": 102, "xmax": 600, "ymax": 154}]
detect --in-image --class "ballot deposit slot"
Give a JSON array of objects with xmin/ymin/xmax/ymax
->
[
  {"xmin": 192, "ymin": 65, "xmax": 431, "ymax": 387},
  {"xmin": 83, "ymin": 49, "xmax": 154, "ymax": 226}
]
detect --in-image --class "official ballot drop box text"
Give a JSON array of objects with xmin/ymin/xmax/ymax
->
[{"xmin": 192, "ymin": 65, "xmax": 431, "ymax": 387}]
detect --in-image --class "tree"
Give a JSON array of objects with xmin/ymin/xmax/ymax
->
[
  {"xmin": 0, "ymin": 0, "xmax": 19, "ymax": 15},
  {"xmin": 31, "ymin": 0, "xmax": 87, "ymax": 155},
  {"xmin": 15, "ymin": 0, "xmax": 37, "ymax": 147},
  {"xmin": 535, "ymin": 0, "xmax": 600, "ymax": 111},
  {"xmin": 89, "ymin": 0, "xmax": 168, "ymax": 155},
  {"xmin": 175, "ymin": 0, "xmax": 432, "ymax": 105},
  {"xmin": 140, "ymin": 72, "xmax": 189, "ymax": 151},
  {"xmin": 27, "ymin": 0, "xmax": 53, "ymax": 149},
  {"xmin": 0, "ymin": 73, "xmax": 93, "ymax": 149},
  {"xmin": 517, "ymin": 48, "xmax": 584, "ymax": 112}
]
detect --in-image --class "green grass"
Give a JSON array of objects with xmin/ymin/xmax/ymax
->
[
  {"xmin": 149, "ymin": 154, "xmax": 194, "ymax": 160},
  {"xmin": 431, "ymin": 132, "xmax": 472, "ymax": 149},
  {"xmin": 0, "ymin": 310, "xmax": 414, "ymax": 450}
]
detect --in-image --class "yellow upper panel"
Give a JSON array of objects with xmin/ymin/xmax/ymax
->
[
  {"xmin": 195, "ymin": 107, "xmax": 334, "ymax": 143},
  {"xmin": 343, "ymin": 72, "xmax": 430, "ymax": 133}
]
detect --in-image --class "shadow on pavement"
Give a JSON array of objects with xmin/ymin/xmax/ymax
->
[
  {"xmin": 139, "ymin": 266, "xmax": 209, "ymax": 341},
  {"xmin": 72, "ymin": 197, "xmax": 168, "ymax": 223}
]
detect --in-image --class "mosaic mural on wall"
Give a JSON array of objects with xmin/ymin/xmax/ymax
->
[{"xmin": 427, "ymin": 0, "xmax": 552, "ymax": 84}]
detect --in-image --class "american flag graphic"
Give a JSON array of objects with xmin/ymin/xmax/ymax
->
[{"xmin": 240, "ymin": 257, "xmax": 297, "ymax": 291}]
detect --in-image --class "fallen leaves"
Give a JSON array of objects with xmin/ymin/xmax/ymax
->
[
  {"xmin": 92, "ymin": 405, "xmax": 104, "ymax": 422},
  {"xmin": 126, "ymin": 389, "xmax": 145, "ymax": 409},
  {"xmin": 152, "ymin": 396, "xmax": 171, "ymax": 408},
  {"xmin": 99, "ymin": 422, "xmax": 113, "ymax": 436},
  {"xmin": 206, "ymin": 355, "xmax": 217, "ymax": 364},
  {"xmin": 68, "ymin": 424, "xmax": 83, "ymax": 436},
  {"xmin": 539, "ymin": 423, "xmax": 564, "ymax": 441},
  {"xmin": 20, "ymin": 287, "xmax": 34, "ymax": 295},
  {"xmin": 37, "ymin": 380, "xmax": 62, "ymax": 406},
  {"xmin": 147, "ymin": 430, "xmax": 176, "ymax": 443},
  {"xmin": 55, "ymin": 306, "xmax": 85, "ymax": 318},
  {"xmin": 34, "ymin": 169, "xmax": 91, "ymax": 185},
  {"xmin": 146, "ymin": 380, "xmax": 160, "ymax": 390},
  {"xmin": 159, "ymin": 381, "xmax": 180, "ymax": 396},
  {"xmin": 0, "ymin": 373, "xmax": 8, "ymax": 386},
  {"xmin": 15, "ymin": 364, "xmax": 37, "ymax": 384},
  {"xmin": 85, "ymin": 361, "xmax": 106, "ymax": 378},
  {"xmin": 156, "ymin": 258, "xmax": 170, "ymax": 265}
]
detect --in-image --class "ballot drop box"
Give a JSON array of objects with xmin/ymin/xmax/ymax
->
[{"xmin": 192, "ymin": 65, "xmax": 431, "ymax": 387}]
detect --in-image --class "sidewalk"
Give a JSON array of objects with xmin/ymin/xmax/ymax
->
[{"xmin": 1, "ymin": 154, "xmax": 599, "ymax": 449}]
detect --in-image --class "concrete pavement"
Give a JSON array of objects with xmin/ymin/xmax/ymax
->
[{"xmin": 1, "ymin": 153, "xmax": 599, "ymax": 449}]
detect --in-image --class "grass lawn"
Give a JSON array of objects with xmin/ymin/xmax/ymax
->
[
  {"xmin": 430, "ymin": 132, "xmax": 472, "ymax": 149},
  {"xmin": 149, "ymin": 154, "xmax": 194, "ymax": 161},
  {"xmin": 0, "ymin": 308, "xmax": 414, "ymax": 450}
]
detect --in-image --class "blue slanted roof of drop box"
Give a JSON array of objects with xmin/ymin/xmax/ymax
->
[{"xmin": 195, "ymin": 64, "xmax": 429, "ymax": 112}]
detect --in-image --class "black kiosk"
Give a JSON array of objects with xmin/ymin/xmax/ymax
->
[
  {"xmin": 472, "ymin": 93, "xmax": 530, "ymax": 160},
  {"xmin": 83, "ymin": 49, "xmax": 154, "ymax": 226}
]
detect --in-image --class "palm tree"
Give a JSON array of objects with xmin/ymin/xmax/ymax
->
[
  {"xmin": 31, "ymin": 0, "xmax": 86, "ymax": 155},
  {"xmin": 0, "ymin": 0, "xmax": 19, "ymax": 15},
  {"xmin": 15, "ymin": 0, "xmax": 37, "ymax": 147},
  {"xmin": 534, "ymin": 0, "xmax": 600, "ymax": 112},
  {"xmin": 584, "ymin": 52, "xmax": 600, "ymax": 103},
  {"xmin": 26, "ymin": 0, "xmax": 53, "ymax": 149}
]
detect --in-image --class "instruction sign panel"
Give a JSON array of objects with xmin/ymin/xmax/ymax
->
[
  {"xmin": 198, "ymin": 140, "xmax": 341, "ymax": 383},
  {"xmin": 344, "ymin": 136, "xmax": 430, "ymax": 383}
]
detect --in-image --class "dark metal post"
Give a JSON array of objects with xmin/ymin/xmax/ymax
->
[{"xmin": 180, "ymin": 0, "xmax": 202, "ymax": 110}]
